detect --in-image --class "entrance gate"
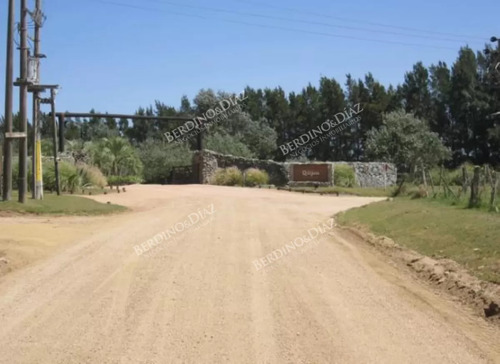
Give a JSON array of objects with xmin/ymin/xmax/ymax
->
[{"xmin": 169, "ymin": 166, "xmax": 195, "ymax": 184}]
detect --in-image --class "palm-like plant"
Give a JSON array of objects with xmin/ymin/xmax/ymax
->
[{"xmin": 89, "ymin": 137, "xmax": 143, "ymax": 177}]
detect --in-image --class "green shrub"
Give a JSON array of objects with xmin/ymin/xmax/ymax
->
[
  {"xmin": 43, "ymin": 160, "xmax": 80, "ymax": 193},
  {"xmin": 77, "ymin": 163, "xmax": 107, "ymax": 188},
  {"xmin": 10, "ymin": 159, "xmax": 33, "ymax": 190},
  {"xmin": 212, "ymin": 169, "xmax": 227, "ymax": 186},
  {"xmin": 334, "ymin": 164, "xmax": 355, "ymax": 187},
  {"xmin": 205, "ymin": 133, "xmax": 255, "ymax": 158},
  {"xmin": 429, "ymin": 163, "xmax": 475, "ymax": 186},
  {"xmin": 9, "ymin": 159, "xmax": 110, "ymax": 193},
  {"xmin": 88, "ymin": 137, "xmax": 143, "ymax": 177},
  {"xmin": 244, "ymin": 168, "xmax": 269, "ymax": 187},
  {"xmin": 225, "ymin": 167, "xmax": 243, "ymax": 186},
  {"xmin": 450, "ymin": 163, "xmax": 475, "ymax": 186},
  {"xmin": 211, "ymin": 167, "xmax": 243, "ymax": 186},
  {"xmin": 138, "ymin": 139, "xmax": 193, "ymax": 184}
]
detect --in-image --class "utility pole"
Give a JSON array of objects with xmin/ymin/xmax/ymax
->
[
  {"xmin": 32, "ymin": 0, "xmax": 44, "ymax": 200},
  {"xmin": 2, "ymin": 0, "xmax": 15, "ymax": 201},
  {"xmin": 18, "ymin": 0, "xmax": 29, "ymax": 203}
]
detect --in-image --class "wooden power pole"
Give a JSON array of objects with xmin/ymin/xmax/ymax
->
[
  {"xmin": 2, "ymin": 0, "xmax": 15, "ymax": 201},
  {"xmin": 32, "ymin": 0, "xmax": 44, "ymax": 200},
  {"xmin": 17, "ymin": 0, "xmax": 29, "ymax": 203}
]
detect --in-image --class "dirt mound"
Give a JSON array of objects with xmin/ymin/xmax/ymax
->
[{"xmin": 342, "ymin": 225, "xmax": 500, "ymax": 323}]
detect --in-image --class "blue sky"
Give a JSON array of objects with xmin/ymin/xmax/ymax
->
[{"xmin": 0, "ymin": 0, "xmax": 498, "ymax": 117}]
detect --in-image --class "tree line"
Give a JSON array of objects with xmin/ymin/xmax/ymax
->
[{"xmin": 1, "ymin": 43, "xmax": 499, "ymax": 182}]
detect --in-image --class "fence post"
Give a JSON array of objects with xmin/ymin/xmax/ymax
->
[
  {"xmin": 490, "ymin": 171, "xmax": 498, "ymax": 211},
  {"xmin": 469, "ymin": 166, "xmax": 481, "ymax": 208},
  {"xmin": 462, "ymin": 166, "xmax": 469, "ymax": 195}
]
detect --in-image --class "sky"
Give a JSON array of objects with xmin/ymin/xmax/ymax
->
[{"xmin": 0, "ymin": 0, "xmax": 498, "ymax": 117}]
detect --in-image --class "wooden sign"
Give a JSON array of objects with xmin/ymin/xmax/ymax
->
[{"xmin": 291, "ymin": 164, "xmax": 330, "ymax": 182}]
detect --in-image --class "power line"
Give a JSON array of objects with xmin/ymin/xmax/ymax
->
[
  {"xmin": 143, "ymin": 0, "xmax": 478, "ymax": 44},
  {"xmin": 90, "ymin": 0, "xmax": 461, "ymax": 51},
  {"xmin": 231, "ymin": 0, "xmax": 487, "ymax": 41}
]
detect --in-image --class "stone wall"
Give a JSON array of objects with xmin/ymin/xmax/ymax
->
[
  {"xmin": 193, "ymin": 150, "xmax": 396, "ymax": 188},
  {"xmin": 334, "ymin": 162, "xmax": 397, "ymax": 188},
  {"xmin": 193, "ymin": 150, "xmax": 288, "ymax": 186}
]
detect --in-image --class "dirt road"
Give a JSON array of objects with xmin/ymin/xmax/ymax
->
[{"xmin": 0, "ymin": 185, "xmax": 499, "ymax": 363}]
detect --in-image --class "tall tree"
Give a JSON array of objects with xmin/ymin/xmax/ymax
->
[
  {"xmin": 318, "ymin": 77, "xmax": 346, "ymax": 160},
  {"xmin": 449, "ymin": 47, "xmax": 490, "ymax": 165},
  {"xmin": 401, "ymin": 62, "xmax": 432, "ymax": 120},
  {"xmin": 429, "ymin": 61, "xmax": 452, "ymax": 141},
  {"xmin": 366, "ymin": 110, "xmax": 450, "ymax": 174}
]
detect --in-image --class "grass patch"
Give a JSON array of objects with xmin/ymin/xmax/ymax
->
[
  {"xmin": 337, "ymin": 197, "xmax": 500, "ymax": 283},
  {"xmin": 0, "ymin": 191, "xmax": 126, "ymax": 216},
  {"xmin": 401, "ymin": 184, "xmax": 499, "ymax": 213},
  {"xmin": 284, "ymin": 186, "xmax": 391, "ymax": 197},
  {"xmin": 211, "ymin": 167, "xmax": 244, "ymax": 186}
]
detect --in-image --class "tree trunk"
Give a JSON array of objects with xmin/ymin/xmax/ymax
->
[{"xmin": 393, "ymin": 174, "xmax": 406, "ymax": 197}]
